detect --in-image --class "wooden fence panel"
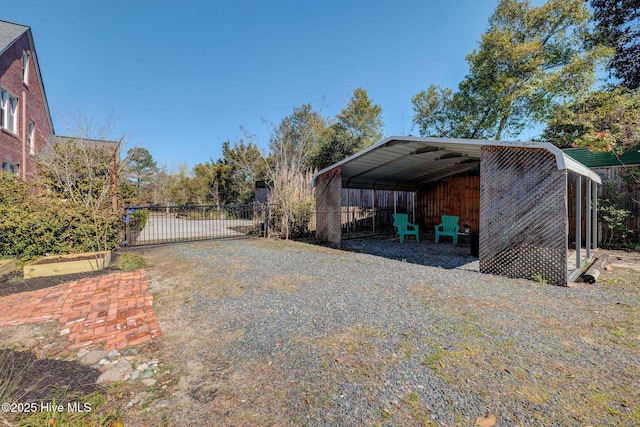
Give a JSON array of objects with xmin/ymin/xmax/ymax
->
[{"xmin": 416, "ymin": 176, "xmax": 480, "ymax": 232}]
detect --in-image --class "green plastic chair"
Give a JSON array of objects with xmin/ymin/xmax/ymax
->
[
  {"xmin": 392, "ymin": 213, "xmax": 419, "ymax": 243},
  {"xmin": 435, "ymin": 215, "xmax": 460, "ymax": 244}
]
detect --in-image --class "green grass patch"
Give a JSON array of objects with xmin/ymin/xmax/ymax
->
[
  {"xmin": 421, "ymin": 346, "xmax": 445, "ymax": 372},
  {"xmin": 8, "ymin": 275, "xmax": 24, "ymax": 284}
]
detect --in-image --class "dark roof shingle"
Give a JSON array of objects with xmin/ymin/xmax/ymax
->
[{"xmin": 0, "ymin": 20, "xmax": 29, "ymax": 55}]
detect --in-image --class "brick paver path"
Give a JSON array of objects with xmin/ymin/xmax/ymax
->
[{"xmin": 0, "ymin": 270, "xmax": 161, "ymax": 350}]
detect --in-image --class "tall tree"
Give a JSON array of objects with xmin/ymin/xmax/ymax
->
[
  {"xmin": 591, "ymin": 0, "xmax": 640, "ymax": 89},
  {"xmin": 221, "ymin": 137, "xmax": 266, "ymax": 204},
  {"xmin": 37, "ymin": 112, "xmax": 127, "ymax": 252},
  {"xmin": 192, "ymin": 159, "xmax": 233, "ymax": 205},
  {"xmin": 310, "ymin": 88, "xmax": 384, "ymax": 170},
  {"xmin": 169, "ymin": 164, "xmax": 205, "ymax": 206},
  {"xmin": 148, "ymin": 165, "xmax": 177, "ymax": 206},
  {"xmin": 413, "ymin": 0, "xmax": 611, "ymax": 140},
  {"xmin": 268, "ymin": 103, "xmax": 327, "ymax": 170},
  {"xmin": 189, "ymin": 139, "xmax": 265, "ymax": 206},
  {"xmin": 125, "ymin": 147, "xmax": 157, "ymax": 190},
  {"xmin": 264, "ymin": 104, "xmax": 325, "ymax": 238},
  {"xmin": 543, "ymin": 86, "xmax": 640, "ymax": 151},
  {"xmin": 334, "ymin": 88, "xmax": 384, "ymax": 151}
]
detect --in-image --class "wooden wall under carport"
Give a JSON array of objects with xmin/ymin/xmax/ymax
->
[{"xmin": 416, "ymin": 176, "xmax": 480, "ymax": 232}]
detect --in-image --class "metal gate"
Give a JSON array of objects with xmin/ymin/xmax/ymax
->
[{"xmin": 122, "ymin": 204, "xmax": 265, "ymax": 247}]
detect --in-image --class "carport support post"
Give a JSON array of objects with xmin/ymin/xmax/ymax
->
[
  {"xmin": 576, "ymin": 175, "xmax": 582, "ymax": 269},
  {"xmin": 412, "ymin": 192, "xmax": 416, "ymax": 224},
  {"xmin": 586, "ymin": 180, "xmax": 592, "ymax": 259},
  {"xmin": 394, "ymin": 191, "xmax": 397, "ymax": 214},
  {"xmin": 372, "ymin": 189, "xmax": 376, "ymax": 234},
  {"xmin": 346, "ymin": 189, "xmax": 350, "ymax": 239},
  {"xmin": 265, "ymin": 203, "xmax": 270, "ymax": 239},
  {"xmin": 592, "ymin": 180, "xmax": 598, "ymax": 250}
]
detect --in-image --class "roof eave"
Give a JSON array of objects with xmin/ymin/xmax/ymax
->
[
  {"xmin": 25, "ymin": 28, "xmax": 54, "ymax": 135},
  {"xmin": 0, "ymin": 20, "xmax": 29, "ymax": 56}
]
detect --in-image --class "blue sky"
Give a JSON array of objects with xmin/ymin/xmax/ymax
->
[{"xmin": 4, "ymin": 1, "xmax": 545, "ymax": 169}]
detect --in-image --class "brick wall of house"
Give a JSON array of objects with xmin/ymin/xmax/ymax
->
[{"xmin": 0, "ymin": 30, "xmax": 52, "ymax": 182}]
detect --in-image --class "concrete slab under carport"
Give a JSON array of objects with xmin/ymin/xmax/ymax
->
[{"xmin": 313, "ymin": 136, "xmax": 602, "ymax": 286}]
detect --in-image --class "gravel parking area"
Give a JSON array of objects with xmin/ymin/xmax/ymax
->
[{"xmin": 138, "ymin": 237, "xmax": 640, "ymax": 426}]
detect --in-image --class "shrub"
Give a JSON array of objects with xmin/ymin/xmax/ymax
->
[
  {"xmin": 599, "ymin": 181, "xmax": 632, "ymax": 247},
  {"xmin": 0, "ymin": 173, "xmax": 122, "ymax": 263},
  {"xmin": 127, "ymin": 208, "xmax": 149, "ymax": 231},
  {"xmin": 269, "ymin": 199, "xmax": 315, "ymax": 239},
  {"xmin": 289, "ymin": 199, "xmax": 315, "ymax": 238},
  {"xmin": 115, "ymin": 252, "xmax": 148, "ymax": 271}
]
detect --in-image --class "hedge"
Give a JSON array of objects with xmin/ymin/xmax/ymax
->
[{"xmin": 0, "ymin": 173, "xmax": 122, "ymax": 263}]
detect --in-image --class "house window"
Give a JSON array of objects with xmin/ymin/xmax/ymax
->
[
  {"xmin": 29, "ymin": 121, "xmax": 35, "ymax": 154},
  {"xmin": 23, "ymin": 50, "xmax": 29, "ymax": 84},
  {"xmin": 2, "ymin": 162, "xmax": 19, "ymax": 175},
  {"xmin": 0, "ymin": 89, "xmax": 18, "ymax": 133}
]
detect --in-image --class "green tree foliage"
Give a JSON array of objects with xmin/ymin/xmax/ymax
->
[
  {"xmin": 220, "ymin": 138, "xmax": 265, "ymax": 203},
  {"xmin": 192, "ymin": 160, "xmax": 232, "ymax": 205},
  {"xmin": 38, "ymin": 138, "xmax": 116, "ymax": 207},
  {"xmin": 37, "ymin": 137, "xmax": 124, "ymax": 254},
  {"xmin": 591, "ymin": 0, "xmax": 640, "ymax": 89},
  {"xmin": 543, "ymin": 87, "xmax": 640, "ymax": 151},
  {"xmin": 269, "ymin": 103, "xmax": 327, "ymax": 169},
  {"xmin": 125, "ymin": 147, "xmax": 156, "ymax": 188},
  {"xmin": 413, "ymin": 0, "xmax": 611, "ymax": 140},
  {"xmin": 598, "ymin": 181, "xmax": 633, "ymax": 246},
  {"xmin": 310, "ymin": 88, "xmax": 384, "ymax": 170},
  {"xmin": 149, "ymin": 165, "xmax": 178, "ymax": 206},
  {"xmin": 122, "ymin": 147, "xmax": 157, "ymax": 205},
  {"xmin": 264, "ymin": 104, "xmax": 325, "ymax": 238},
  {"xmin": 185, "ymin": 139, "xmax": 265, "ymax": 206},
  {"xmin": 169, "ymin": 164, "xmax": 205, "ymax": 206}
]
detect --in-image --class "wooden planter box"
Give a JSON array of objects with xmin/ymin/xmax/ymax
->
[
  {"xmin": 0, "ymin": 259, "xmax": 16, "ymax": 276},
  {"xmin": 24, "ymin": 251, "xmax": 111, "ymax": 279}
]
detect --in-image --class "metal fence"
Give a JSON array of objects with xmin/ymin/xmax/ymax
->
[
  {"xmin": 122, "ymin": 202, "xmax": 399, "ymax": 247},
  {"xmin": 123, "ymin": 204, "xmax": 264, "ymax": 247}
]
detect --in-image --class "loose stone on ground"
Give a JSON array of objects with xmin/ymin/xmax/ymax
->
[{"xmin": 79, "ymin": 347, "xmax": 162, "ymax": 388}]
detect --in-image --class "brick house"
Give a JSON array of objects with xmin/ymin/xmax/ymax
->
[{"xmin": 0, "ymin": 20, "xmax": 54, "ymax": 182}]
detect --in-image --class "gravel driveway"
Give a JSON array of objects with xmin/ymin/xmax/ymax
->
[{"xmin": 138, "ymin": 237, "xmax": 640, "ymax": 426}]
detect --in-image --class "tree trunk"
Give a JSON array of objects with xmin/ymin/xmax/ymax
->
[
  {"xmin": 583, "ymin": 254, "xmax": 610, "ymax": 284},
  {"xmin": 495, "ymin": 115, "xmax": 509, "ymax": 141}
]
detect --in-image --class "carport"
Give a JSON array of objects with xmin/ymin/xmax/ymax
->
[{"xmin": 313, "ymin": 136, "xmax": 601, "ymax": 286}]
